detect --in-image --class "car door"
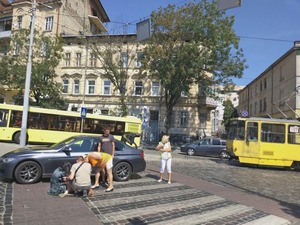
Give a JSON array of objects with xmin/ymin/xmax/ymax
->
[
  {"xmin": 44, "ymin": 138, "xmax": 95, "ymax": 176},
  {"xmin": 195, "ymin": 139, "xmax": 210, "ymax": 155},
  {"xmin": 209, "ymin": 139, "xmax": 222, "ymax": 157}
]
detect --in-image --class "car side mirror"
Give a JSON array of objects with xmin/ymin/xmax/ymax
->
[{"xmin": 62, "ymin": 147, "xmax": 72, "ymax": 152}]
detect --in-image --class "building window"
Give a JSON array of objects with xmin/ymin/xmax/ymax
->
[
  {"xmin": 134, "ymin": 81, "xmax": 143, "ymax": 96},
  {"xmin": 180, "ymin": 111, "xmax": 188, "ymax": 127},
  {"xmin": 65, "ymin": 53, "xmax": 71, "ymax": 67},
  {"xmin": 254, "ymin": 102, "xmax": 257, "ymax": 114},
  {"xmin": 62, "ymin": 80, "xmax": 68, "ymax": 93},
  {"xmin": 181, "ymin": 91, "xmax": 189, "ymax": 97},
  {"xmin": 76, "ymin": 53, "xmax": 82, "ymax": 67},
  {"xmin": 73, "ymin": 80, "xmax": 79, "ymax": 94},
  {"xmin": 280, "ymin": 66, "xmax": 285, "ymax": 81},
  {"xmin": 88, "ymin": 80, "xmax": 95, "ymax": 94},
  {"xmin": 103, "ymin": 80, "xmax": 111, "ymax": 95},
  {"xmin": 259, "ymin": 99, "xmax": 262, "ymax": 112},
  {"xmin": 90, "ymin": 53, "xmax": 97, "ymax": 67},
  {"xmin": 264, "ymin": 77, "xmax": 267, "ymax": 89},
  {"xmin": 263, "ymin": 98, "xmax": 267, "ymax": 112},
  {"xmin": 45, "ymin": 16, "xmax": 53, "ymax": 31},
  {"xmin": 151, "ymin": 81, "xmax": 160, "ymax": 96},
  {"xmin": 121, "ymin": 52, "xmax": 128, "ymax": 68},
  {"xmin": 13, "ymin": 43, "xmax": 20, "ymax": 55},
  {"xmin": 136, "ymin": 52, "xmax": 144, "ymax": 68},
  {"xmin": 199, "ymin": 113, "xmax": 206, "ymax": 128},
  {"xmin": 17, "ymin": 16, "xmax": 22, "ymax": 29}
]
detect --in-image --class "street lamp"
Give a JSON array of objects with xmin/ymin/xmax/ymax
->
[{"xmin": 20, "ymin": 0, "xmax": 36, "ymax": 147}]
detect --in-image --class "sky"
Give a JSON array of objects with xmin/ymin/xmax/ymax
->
[{"xmin": 100, "ymin": 0, "xmax": 300, "ymax": 86}]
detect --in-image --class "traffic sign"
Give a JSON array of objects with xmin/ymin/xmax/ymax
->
[
  {"xmin": 81, "ymin": 107, "xmax": 87, "ymax": 118},
  {"xmin": 241, "ymin": 110, "xmax": 248, "ymax": 117}
]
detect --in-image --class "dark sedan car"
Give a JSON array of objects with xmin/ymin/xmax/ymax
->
[
  {"xmin": 0, "ymin": 135, "xmax": 146, "ymax": 184},
  {"xmin": 180, "ymin": 138, "xmax": 229, "ymax": 158}
]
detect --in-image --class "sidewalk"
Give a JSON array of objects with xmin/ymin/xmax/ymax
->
[{"xmin": 11, "ymin": 164, "xmax": 300, "ymax": 225}]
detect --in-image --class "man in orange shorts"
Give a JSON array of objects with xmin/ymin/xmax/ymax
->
[{"xmin": 85, "ymin": 152, "xmax": 114, "ymax": 192}]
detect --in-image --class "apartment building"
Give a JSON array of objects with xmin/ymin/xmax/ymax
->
[
  {"xmin": 0, "ymin": 0, "xmax": 108, "ymax": 102},
  {"xmin": 58, "ymin": 34, "xmax": 219, "ymax": 143},
  {"xmin": 0, "ymin": 0, "xmax": 220, "ymax": 143},
  {"xmin": 238, "ymin": 41, "xmax": 300, "ymax": 119}
]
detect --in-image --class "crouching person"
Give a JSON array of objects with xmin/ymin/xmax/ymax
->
[{"xmin": 61, "ymin": 155, "xmax": 93, "ymax": 197}]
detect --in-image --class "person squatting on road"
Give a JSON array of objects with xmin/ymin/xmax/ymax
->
[
  {"xmin": 97, "ymin": 127, "xmax": 115, "ymax": 188},
  {"xmin": 155, "ymin": 135, "xmax": 172, "ymax": 184},
  {"xmin": 61, "ymin": 155, "xmax": 94, "ymax": 197},
  {"xmin": 86, "ymin": 152, "xmax": 114, "ymax": 192},
  {"xmin": 48, "ymin": 161, "xmax": 72, "ymax": 196}
]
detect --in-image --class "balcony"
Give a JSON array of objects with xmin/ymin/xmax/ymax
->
[
  {"xmin": 198, "ymin": 96, "xmax": 218, "ymax": 109},
  {"xmin": 0, "ymin": 30, "xmax": 11, "ymax": 38}
]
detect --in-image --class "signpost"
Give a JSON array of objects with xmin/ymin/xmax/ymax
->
[{"xmin": 80, "ymin": 107, "xmax": 87, "ymax": 133}]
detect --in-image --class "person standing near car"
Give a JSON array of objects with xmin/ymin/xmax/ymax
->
[
  {"xmin": 155, "ymin": 135, "xmax": 172, "ymax": 184},
  {"xmin": 87, "ymin": 151, "xmax": 114, "ymax": 192},
  {"xmin": 95, "ymin": 127, "xmax": 115, "ymax": 189}
]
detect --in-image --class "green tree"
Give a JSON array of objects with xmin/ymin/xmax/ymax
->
[
  {"xmin": 0, "ymin": 29, "xmax": 66, "ymax": 109},
  {"xmin": 143, "ymin": 0, "xmax": 247, "ymax": 134},
  {"xmin": 89, "ymin": 35, "xmax": 141, "ymax": 116},
  {"xmin": 223, "ymin": 99, "xmax": 239, "ymax": 132}
]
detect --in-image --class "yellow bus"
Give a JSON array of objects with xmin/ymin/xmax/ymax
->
[
  {"xmin": 0, "ymin": 104, "xmax": 141, "ymax": 145},
  {"xmin": 227, "ymin": 117, "xmax": 300, "ymax": 168}
]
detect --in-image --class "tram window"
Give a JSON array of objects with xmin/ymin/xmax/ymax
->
[
  {"xmin": 261, "ymin": 123, "xmax": 285, "ymax": 143},
  {"xmin": 288, "ymin": 125, "xmax": 300, "ymax": 144},
  {"xmin": 246, "ymin": 122, "xmax": 258, "ymax": 141}
]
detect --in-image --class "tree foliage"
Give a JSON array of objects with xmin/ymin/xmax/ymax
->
[
  {"xmin": 90, "ymin": 35, "xmax": 141, "ymax": 116},
  {"xmin": 143, "ymin": 0, "xmax": 247, "ymax": 133},
  {"xmin": 223, "ymin": 99, "xmax": 239, "ymax": 132},
  {"xmin": 0, "ymin": 29, "xmax": 66, "ymax": 109}
]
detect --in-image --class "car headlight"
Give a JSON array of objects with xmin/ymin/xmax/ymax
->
[{"xmin": 0, "ymin": 157, "xmax": 15, "ymax": 163}]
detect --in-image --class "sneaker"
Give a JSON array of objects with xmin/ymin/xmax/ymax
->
[
  {"xmin": 158, "ymin": 179, "xmax": 162, "ymax": 183},
  {"xmin": 168, "ymin": 181, "xmax": 171, "ymax": 184},
  {"xmin": 100, "ymin": 181, "xmax": 108, "ymax": 188},
  {"xmin": 59, "ymin": 190, "xmax": 68, "ymax": 198}
]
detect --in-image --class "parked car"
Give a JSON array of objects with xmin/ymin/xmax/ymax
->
[
  {"xmin": 180, "ymin": 137, "xmax": 229, "ymax": 158},
  {"xmin": 0, "ymin": 135, "xmax": 146, "ymax": 184}
]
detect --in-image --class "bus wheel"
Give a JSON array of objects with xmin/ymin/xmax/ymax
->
[
  {"xmin": 291, "ymin": 162, "xmax": 300, "ymax": 170},
  {"xmin": 13, "ymin": 132, "xmax": 21, "ymax": 144},
  {"xmin": 113, "ymin": 162, "xmax": 132, "ymax": 181},
  {"xmin": 14, "ymin": 161, "xmax": 42, "ymax": 184},
  {"xmin": 187, "ymin": 148, "xmax": 195, "ymax": 156}
]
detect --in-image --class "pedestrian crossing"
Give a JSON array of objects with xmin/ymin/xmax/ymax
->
[{"xmin": 82, "ymin": 174, "xmax": 291, "ymax": 225}]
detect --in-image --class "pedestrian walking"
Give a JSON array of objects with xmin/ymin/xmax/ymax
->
[{"xmin": 155, "ymin": 135, "xmax": 172, "ymax": 184}]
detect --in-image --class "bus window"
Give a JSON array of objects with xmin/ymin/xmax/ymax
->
[
  {"xmin": 28, "ymin": 112, "xmax": 40, "ymax": 129},
  {"xmin": 0, "ymin": 109, "xmax": 8, "ymax": 127},
  {"xmin": 288, "ymin": 125, "xmax": 300, "ymax": 144},
  {"xmin": 261, "ymin": 123, "xmax": 285, "ymax": 143},
  {"xmin": 246, "ymin": 122, "xmax": 258, "ymax": 141},
  {"xmin": 10, "ymin": 110, "xmax": 22, "ymax": 128}
]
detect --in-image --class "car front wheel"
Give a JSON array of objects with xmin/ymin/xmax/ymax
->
[
  {"xmin": 113, "ymin": 162, "xmax": 132, "ymax": 181},
  {"xmin": 187, "ymin": 148, "xmax": 195, "ymax": 156},
  {"xmin": 14, "ymin": 161, "xmax": 42, "ymax": 184}
]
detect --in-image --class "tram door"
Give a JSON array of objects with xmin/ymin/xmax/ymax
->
[{"xmin": 243, "ymin": 121, "xmax": 260, "ymax": 163}]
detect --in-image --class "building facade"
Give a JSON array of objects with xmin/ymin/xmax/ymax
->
[
  {"xmin": 0, "ymin": 0, "xmax": 223, "ymax": 143},
  {"xmin": 238, "ymin": 41, "xmax": 300, "ymax": 119}
]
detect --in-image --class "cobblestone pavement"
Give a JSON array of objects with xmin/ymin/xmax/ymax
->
[
  {"xmin": 0, "ymin": 146, "xmax": 300, "ymax": 224},
  {"xmin": 84, "ymin": 174, "xmax": 290, "ymax": 225}
]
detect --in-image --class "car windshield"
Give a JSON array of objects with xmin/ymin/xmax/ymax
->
[{"xmin": 49, "ymin": 136, "xmax": 79, "ymax": 149}]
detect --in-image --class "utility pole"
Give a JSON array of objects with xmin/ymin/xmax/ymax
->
[{"xmin": 20, "ymin": 0, "xmax": 36, "ymax": 147}]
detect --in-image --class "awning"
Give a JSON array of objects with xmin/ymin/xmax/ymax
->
[{"xmin": 88, "ymin": 15, "xmax": 107, "ymax": 33}]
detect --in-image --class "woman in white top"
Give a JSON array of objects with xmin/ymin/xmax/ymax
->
[{"xmin": 155, "ymin": 135, "xmax": 172, "ymax": 184}]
